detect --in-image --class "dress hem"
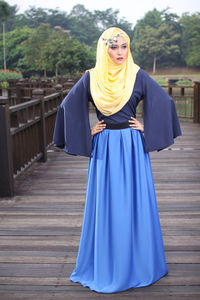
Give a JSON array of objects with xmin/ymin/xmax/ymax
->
[{"xmin": 69, "ymin": 270, "xmax": 168, "ymax": 294}]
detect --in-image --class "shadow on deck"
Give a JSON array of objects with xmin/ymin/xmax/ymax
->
[{"xmin": 0, "ymin": 121, "xmax": 200, "ymax": 299}]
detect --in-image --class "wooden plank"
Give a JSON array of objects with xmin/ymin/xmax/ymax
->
[
  {"xmin": 0, "ymin": 235, "xmax": 199, "ymax": 249},
  {"xmin": 0, "ymin": 120, "xmax": 199, "ymax": 299},
  {"xmin": 0, "ymin": 263, "xmax": 199, "ymax": 278},
  {"xmin": 0, "ymin": 294, "xmax": 199, "ymax": 300},
  {"xmin": 0, "ymin": 273, "xmax": 200, "ymax": 287},
  {"xmin": 0, "ymin": 250, "xmax": 199, "ymax": 264}
]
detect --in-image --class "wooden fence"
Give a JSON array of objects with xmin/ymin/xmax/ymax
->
[
  {"xmin": 136, "ymin": 81, "xmax": 200, "ymax": 123},
  {"xmin": 0, "ymin": 78, "xmax": 77, "ymax": 106},
  {"xmin": 0, "ymin": 86, "xmax": 69, "ymax": 197},
  {"xmin": 163, "ymin": 81, "xmax": 200, "ymax": 123},
  {"xmin": 0, "ymin": 80, "xmax": 200, "ymax": 198}
]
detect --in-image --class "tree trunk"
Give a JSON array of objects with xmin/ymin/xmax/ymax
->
[
  {"xmin": 55, "ymin": 65, "xmax": 58, "ymax": 77},
  {"xmin": 153, "ymin": 56, "xmax": 157, "ymax": 74},
  {"xmin": 3, "ymin": 22, "xmax": 6, "ymax": 71},
  {"xmin": 44, "ymin": 70, "xmax": 47, "ymax": 78}
]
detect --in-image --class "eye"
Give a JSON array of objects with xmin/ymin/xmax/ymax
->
[
  {"xmin": 122, "ymin": 45, "xmax": 127, "ymax": 49},
  {"xmin": 110, "ymin": 45, "xmax": 117, "ymax": 49}
]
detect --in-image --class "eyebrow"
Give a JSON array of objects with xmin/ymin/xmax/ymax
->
[{"xmin": 112, "ymin": 42, "xmax": 127, "ymax": 46}]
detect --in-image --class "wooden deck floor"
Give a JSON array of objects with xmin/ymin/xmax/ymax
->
[{"xmin": 0, "ymin": 119, "xmax": 200, "ymax": 300}]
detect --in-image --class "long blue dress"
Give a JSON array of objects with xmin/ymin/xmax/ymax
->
[{"xmin": 53, "ymin": 69, "xmax": 181, "ymax": 293}]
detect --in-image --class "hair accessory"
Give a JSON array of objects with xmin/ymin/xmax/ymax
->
[{"xmin": 102, "ymin": 33, "xmax": 121, "ymax": 46}]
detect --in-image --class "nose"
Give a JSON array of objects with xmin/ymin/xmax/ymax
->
[{"xmin": 117, "ymin": 47, "xmax": 122, "ymax": 55}]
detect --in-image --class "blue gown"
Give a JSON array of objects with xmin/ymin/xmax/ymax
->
[{"xmin": 53, "ymin": 69, "xmax": 181, "ymax": 293}]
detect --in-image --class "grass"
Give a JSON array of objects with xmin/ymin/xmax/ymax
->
[
  {"xmin": 136, "ymin": 68, "xmax": 200, "ymax": 121},
  {"xmin": 148, "ymin": 67, "xmax": 200, "ymax": 84}
]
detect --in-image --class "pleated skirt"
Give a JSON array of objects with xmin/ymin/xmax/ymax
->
[{"xmin": 70, "ymin": 128, "xmax": 168, "ymax": 293}]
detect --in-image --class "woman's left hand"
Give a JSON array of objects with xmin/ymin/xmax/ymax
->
[{"xmin": 128, "ymin": 117, "xmax": 144, "ymax": 133}]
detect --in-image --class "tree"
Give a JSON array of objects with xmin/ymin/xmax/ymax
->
[
  {"xmin": 67, "ymin": 5, "xmax": 134, "ymax": 45},
  {"xmin": 41, "ymin": 30, "xmax": 95, "ymax": 76},
  {"xmin": 1, "ymin": 3, "xmax": 18, "ymax": 32},
  {"xmin": 134, "ymin": 24, "xmax": 180, "ymax": 73},
  {"xmin": 17, "ymin": 6, "xmax": 70, "ymax": 30},
  {"xmin": 93, "ymin": 8, "xmax": 133, "ymax": 38},
  {"xmin": 67, "ymin": 4, "xmax": 99, "ymax": 45},
  {"xmin": 179, "ymin": 13, "xmax": 200, "ymax": 67},
  {"xmin": 0, "ymin": 26, "xmax": 34, "ymax": 70},
  {"xmin": 23, "ymin": 24, "xmax": 54, "ymax": 76},
  {"xmin": 131, "ymin": 9, "xmax": 181, "ymax": 71},
  {"xmin": 0, "ymin": 0, "xmax": 11, "ymax": 70}
]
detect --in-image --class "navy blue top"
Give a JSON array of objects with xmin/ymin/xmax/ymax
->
[{"xmin": 53, "ymin": 69, "xmax": 182, "ymax": 157}]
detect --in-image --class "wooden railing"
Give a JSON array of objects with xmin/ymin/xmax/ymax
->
[
  {"xmin": 0, "ymin": 86, "xmax": 69, "ymax": 197},
  {"xmin": 136, "ymin": 81, "xmax": 200, "ymax": 123},
  {"xmin": 0, "ymin": 80, "xmax": 200, "ymax": 198},
  {"xmin": 0, "ymin": 80, "xmax": 76, "ymax": 106},
  {"xmin": 163, "ymin": 81, "xmax": 200, "ymax": 123}
]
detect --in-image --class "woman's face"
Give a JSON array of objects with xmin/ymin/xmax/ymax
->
[{"xmin": 107, "ymin": 36, "xmax": 128, "ymax": 65}]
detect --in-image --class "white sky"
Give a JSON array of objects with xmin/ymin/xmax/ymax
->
[{"xmin": 6, "ymin": 0, "xmax": 200, "ymax": 25}]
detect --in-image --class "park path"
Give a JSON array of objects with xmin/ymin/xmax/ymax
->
[{"xmin": 0, "ymin": 118, "xmax": 200, "ymax": 299}]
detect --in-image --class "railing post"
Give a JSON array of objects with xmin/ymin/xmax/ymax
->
[
  {"xmin": 16, "ymin": 82, "xmax": 23, "ymax": 104},
  {"xmin": 193, "ymin": 81, "xmax": 200, "ymax": 123},
  {"xmin": 0, "ymin": 97, "xmax": 14, "ymax": 197},
  {"xmin": 32, "ymin": 89, "xmax": 47, "ymax": 162}
]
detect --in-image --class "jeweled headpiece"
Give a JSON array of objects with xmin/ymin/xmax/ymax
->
[{"xmin": 102, "ymin": 33, "xmax": 121, "ymax": 46}]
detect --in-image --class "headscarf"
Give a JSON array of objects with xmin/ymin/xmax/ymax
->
[{"xmin": 89, "ymin": 27, "xmax": 140, "ymax": 116}]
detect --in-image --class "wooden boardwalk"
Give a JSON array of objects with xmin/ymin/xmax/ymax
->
[{"xmin": 0, "ymin": 118, "xmax": 200, "ymax": 300}]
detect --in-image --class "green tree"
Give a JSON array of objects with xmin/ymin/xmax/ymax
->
[
  {"xmin": 0, "ymin": 0, "xmax": 11, "ymax": 70},
  {"xmin": 16, "ymin": 6, "xmax": 70, "ymax": 30},
  {"xmin": 67, "ymin": 4, "xmax": 99, "ymax": 45},
  {"xmin": 0, "ymin": 26, "xmax": 33, "ymax": 70},
  {"xmin": 134, "ymin": 23, "xmax": 180, "ymax": 73},
  {"xmin": 179, "ymin": 13, "xmax": 200, "ymax": 67},
  {"xmin": 1, "ymin": 2, "xmax": 18, "ymax": 32},
  {"xmin": 67, "ymin": 5, "xmax": 134, "ymax": 45},
  {"xmin": 23, "ymin": 23, "xmax": 53, "ymax": 76},
  {"xmin": 41, "ymin": 30, "xmax": 95, "ymax": 75},
  {"xmin": 132, "ymin": 9, "xmax": 181, "ymax": 71},
  {"xmin": 93, "ymin": 8, "xmax": 133, "ymax": 39}
]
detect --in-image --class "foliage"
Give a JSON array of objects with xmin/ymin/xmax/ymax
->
[
  {"xmin": 0, "ymin": 2, "xmax": 200, "ymax": 74},
  {"xmin": 0, "ymin": 80, "xmax": 9, "ymax": 88},
  {"xmin": 155, "ymin": 79, "xmax": 167, "ymax": 85},
  {"xmin": 0, "ymin": 1, "xmax": 18, "ymax": 32},
  {"xmin": 175, "ymin": 79, "xmax": 192, "ymax": 86},
  {"xmin": 0, "ymin": 26, "xmax": 34, "ymax": 70},
  {"xmin": 67, "ymin": 4, "xmax": 133, "ymax": 45},
  {"xmin": 0, "ymin": 69, "xmax": 22, "ymax": 80},
  {"xmin": 179, "ymin": 13, "xmax": 200, "ymax": 68},
  {"xmin": 131, "ymin": 9, "xmax": 182, "ymax": 72},
  {"xmin": 21, "ymin": 24, "xmax": 95, "ymax": 76},
  {"xmin": 0, "ymin": 0, "xmax": 10, "ymax": 22},
  {"xmin": 41, "ymin": 30, "xmax": 95, "ymax": 75},
  {"xmin": 22, "ymin": 24, "xmax": 54, "ymax": 73}
]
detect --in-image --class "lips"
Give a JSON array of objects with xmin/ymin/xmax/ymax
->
[{"xmin": 117, "ymin": 57, "xmax": 123, "ymax": 60}]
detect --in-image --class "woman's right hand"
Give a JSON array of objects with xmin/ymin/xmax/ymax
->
[{"xmin": 91, "ymin": 120, "xmax": 106, "ymax": 136}]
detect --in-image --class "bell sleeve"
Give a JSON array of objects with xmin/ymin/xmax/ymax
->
[
  {"xmin": 140, "ymin": 70, "xmax": 182, "ymax": 152},
  {"xmin": 53, "ymin": 71, "xmax": 93, "ymax": 157}
]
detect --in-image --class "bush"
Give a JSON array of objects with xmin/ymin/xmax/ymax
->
[
  {"xmin": 155, "ymin": 79, "xmax": 167, "ymax": 86},
  {"xmin": 176, "ymin": 79, "xmax": 192, "ymax": 86},
  {"xmin": 0, "ymin": 69, "xmax": 23, "ymax": 81},
  {"xmin": 0, "ymin": 81, "xmax": 9, "ymax": 88}
]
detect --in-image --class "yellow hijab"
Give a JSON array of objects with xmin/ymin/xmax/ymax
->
[{"xmin": 89, "ymin": 27, "xmax": 140, "ymax": 116}]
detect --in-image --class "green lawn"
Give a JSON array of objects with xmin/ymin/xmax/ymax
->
[{"xmin": 136, "ymin": 70, "xmax": 200, "ymax": 121}]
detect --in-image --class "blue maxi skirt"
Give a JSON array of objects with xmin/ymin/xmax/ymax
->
[{"xmin": 70, "ymin": 128, "xmax": 168, "ymax": 293}]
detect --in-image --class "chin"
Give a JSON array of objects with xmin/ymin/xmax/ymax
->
[{"xmin": 116, "ymin": 60, "xmax": 124, "ymax": 65}]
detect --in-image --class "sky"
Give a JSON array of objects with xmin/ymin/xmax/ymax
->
[{"xmin": 6, "ymin": 0, "xmax": 200, "ymax": 25}]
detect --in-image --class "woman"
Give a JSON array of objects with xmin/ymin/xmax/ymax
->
[{"xmin": 53, "ymin": 27, "xmax": 181, "ymax": 293}]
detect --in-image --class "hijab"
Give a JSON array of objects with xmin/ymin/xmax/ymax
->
[{"xmin": 89, "ymin": 27, "xmax": 140, "ymax": 116}]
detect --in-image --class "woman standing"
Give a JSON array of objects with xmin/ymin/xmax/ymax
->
[{"xmin": 53, "ymin": 27, "xmax": 181, "ymax": 293}]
